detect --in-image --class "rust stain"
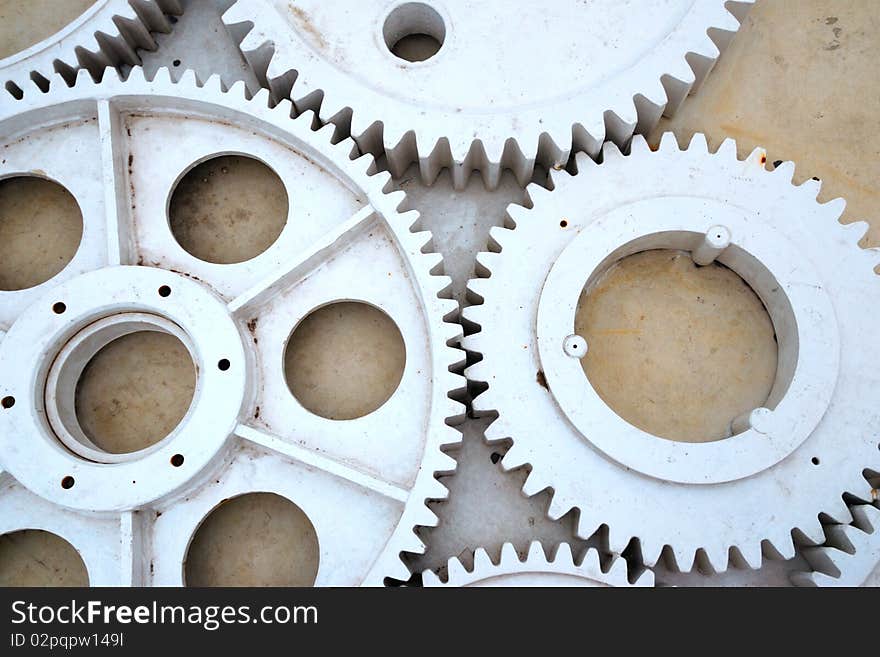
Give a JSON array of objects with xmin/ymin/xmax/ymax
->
[
  {"xmin": 536, "ymin": 370, "xmax": 549, "ymax": 390},
  {"xmin": 289, "ymin": 4, "xmax": 327, "ymax": 50}
]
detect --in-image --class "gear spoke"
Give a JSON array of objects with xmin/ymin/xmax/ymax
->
[
  {"xmin": 227, "ymin": 203, "xmax": 377, "ymax": 315},
  {"xmin": 235, "ymin": 423, "xmax": 409, "ymax": 503}
]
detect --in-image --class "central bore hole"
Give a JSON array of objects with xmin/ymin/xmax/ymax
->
[
  {"xmin": 284, "ymin": 301, "xmax": 406, "ymax": 420},
  {"xmin": 0, "ymin": 176, "xmax": 83, "ymax": 291},
  {"xmin": 575, "ymin": 249, "xmax": 778, "ymax": 443},
  {"xmin": 0, "ymin": 530, "xmax": 88, "ymax": 587},
  {"xmin": 74, "ymin": 330, "xmax": 196, "ymax": 454},
  {"xmin": 169, "ymin": 155, "xmax": 288, "ymax": 264},
  {"xmin": 185, "ymin": 493, "xmax": 319, "ymax": 587},
  {"xmin": 383, "ymin": 2, "xmax": 445, "ymax": 62}
]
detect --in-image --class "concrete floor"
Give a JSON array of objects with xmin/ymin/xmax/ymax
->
[{"xmin": 0, "ymin": 0, "xmax": 876, "ymax": 586}]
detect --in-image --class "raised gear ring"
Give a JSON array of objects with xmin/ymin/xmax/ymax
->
[
  {"xmin": 463, "ymin": 134, "xmax": 880, "ymax": 572},
  {"xmin": 422, "ymin": 541, "xmax": 653, "ymax": 587},
  {"xmin": 221, "ymin": 0, "xmax": 753, "ymax": 190},
  {"xmin": 0, "ymin": 67, "xmax": 464, "ymax": 585}
]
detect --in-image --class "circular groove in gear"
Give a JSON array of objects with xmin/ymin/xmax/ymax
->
[
  {"xmin": 73, "ymin": 330, "xmax": 196, "ymax": 456},
  {"xmin": 0, "ymin": 0, "xmax": 94, "ymax": 59},
  {"xmin": 0, "ymin": 529, "xmax": 89, "ymax": 587},
  {"xmin": 185, "ymin": 493, "xmax": 320, "ymax": 587},
  {"xmin": 0, "ymin": 176, "xmax": 83, "ymax": 291},
  {"xmin": 169, "ymin": 155, "xmax": 288, "ymax": 265},
  {"xmin": 576, "ymin": 249, "xmax": 778, "ymax": 443},
  {"xmin": 383, "ymin": 2, "xmax": 445, "ymax": 62},
  {"xmin": 284, "ymin": 301, "xmax": 406, "ymax": 420}
]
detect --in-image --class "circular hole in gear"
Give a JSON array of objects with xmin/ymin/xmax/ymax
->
[
  {"xmin": 0, "ymin": 530, "xmax": 89, "ymax": 587},
  {"xmin": 0, "ymin": 176, "xmax": 83, "ymax": 291},
  {"xmin": 575, "ymin": 249, "xmax": 778, "ymax": 443},
  {"xmin": 169, "ymin": 155, "xmax": 288, "ymax": 264},
  {"xmin": 0, "ymin": 0, "xmax": 94, "ymax": 58},
  {"xmin": 75, "ymin": 331, "xmax": 196, "ymax": 454},
  {"xmin": 284, "ymin": 302, "xmax": 406, "ymax": 420},
  {"xmin": 383, "ymin": 2, "xmax": 445, "ymax": 62},
  {"xmin": 185, "ymin": 493, "xmax": 319, "ymax": 587}
]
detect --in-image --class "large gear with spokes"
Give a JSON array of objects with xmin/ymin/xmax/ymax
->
[
  {"xmin": 1, "ymin": 1, "xmax": 181, "ymax": 96},
  {"xmin": 463, "ymin": 134, "xmax": 880, "ymax": 572},
  {"xmin": 422, "ymin": 541, "xmax": 652, "ymax": 587},
  {"xmin": 0, "ymin": 68, "xmax": 464, "ymax": 586},
  {"xmin": 221, "ymin": 0, "xmax": 753, "ymax": 189}
]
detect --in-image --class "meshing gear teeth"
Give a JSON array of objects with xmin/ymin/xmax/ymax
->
[
  {"xmin": 422, "ymin": 541, "xmax": 653, "ymax": 587},
  {"xmin": 0, "ymin": 67, "xmax": 465, "ymax": 585},
  {"xmin": 1, "ymin": 1, "xmax": 182, "ymax": 96},
  {"xmin": 221, "ymin": 0, "xmax": 754, "ymax": 190},
  {"xmin": 463, "ymin": 133, "xmax": 880, "ymax": 573},
  {"xmin": 791, "ymin": 502, "xmax": 880, "ymax": 587}
]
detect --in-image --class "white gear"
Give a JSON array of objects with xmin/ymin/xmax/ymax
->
[
  {"xmin": 1, "ymin": 1, "xmax": 181, "ymax": 95},
  {"xmin": 463, "ymin": 133, "xmax": 880, "ymax": 573},
  {"xmin": 0, "ymin": 68, "xmax": 464, "ymax": 585},
  {"xmin": 791, "ymin": 502, "xmax": 880, "ymax": 587},
  {"xmin": 422, "ymin": 541, "xmax": 652, "ymax": 587},
  {"xmin": 221, "ymin": 0, "xmax": 753, "ymax": 190}
]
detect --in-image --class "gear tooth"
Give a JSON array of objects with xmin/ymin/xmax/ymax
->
[
  {"xmin": 483, "ymin": 418, "xmax": 509, "ymax": 443},
  {"xmin": 842, "ymin": 219, "xmax": 870, "ymax": 244},
  {"xmin": 632, "ymin": 567, "xmax": 656, "ymax": 587},
  {"xmin": 854, "ymin": 504, "xmax": 880, "ymax": 533},
  {"xmin": 735, "ymin": 542, "xmax": 763, "ymax": 570},
  {"xmin": 773, "ymin": 160, "xmax": 796, "ymax": 182},
  {"xmin": 203, "ymin": 73, "xmax": 225, "ymax": 94},
  {"xmin": 446, "ymin": 556, "xmax": 468, "ymax": 582},
  {"xmin": 553, "ymin": 542, "xmax": 575, "ymax": 566},
  {"xmin": 687, "ymin": 132, "xmax": 709, "ymax": 153},
  {"xmin": 547, "ymin": 494, "xmax": 571, "ymax": 521},
  {"xmin": 463, "ymin": 359, "xmax": 489, "ymax": 385},
  {"xmin": 716, "ymin": 137, "xmax": 738, "ymax": 158},
  {"xmin": 604, "ymin": 553, "xmax": 629, "ymax": 581},
  {"xmin": 74, "ymin": 67, "xmax": 94, "ymax": 87},
  {"xmin": 527, "ymin": 541, "xmax": 546, "ymax": 563},
  {"xmin": 638, "ymin": 536, "xmax": 666, "ymax": 568},
  {"xmin": 601, "ymin": 139, "xmax": 625, "ymax": 160},
  {"xmin": 820, "ymin": 196, "xmax": 847, "ymax": 220},
  {"xmin": 178, "ymin": 68, "xmax": 199, "ymax": 87},
  {"xmin": 799, "ymin": 176, "xmax": 822, "ymax": 199},
  {"xmin": 521, "ymin": 469, "xmax": 547, "ymax": 497},
  {"xmin": 473, "ymin": 547, "xmax": 494, "ymax": 571},
  {"xmin": 500, "ymin": 441, "xmax": 529, "ymax": 471},
  {"xmin": 499, "ymin": 543, "xmax": 519, "ymax": 566},
  {"xmin": 701, "ymin": 543, "xmax": 729, "ymax": 572},
  {"xmin": 629, "ymin": 133, "xmax": 652, "ymax": 153},
  {"xmin": 150, "ymin": 66, "xmax": 173, "ymax": 85},
  {"xmin": 421, "ymin": 568, "xmax": 442, "ymax": 587},
  {"xmin": 746, "ymin": 146, "xmax": 768, "ymax": 168},
  {"xmin": 228, "ymin": 78, "xmax": 249, "ymax": 99},
  {"xmin": 658, "ymin": 131, "xmax": 680, "ymax": 152}
]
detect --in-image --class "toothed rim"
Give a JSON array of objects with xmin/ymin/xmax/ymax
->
[
  {"xmin": 422, "ymin": 541, "xmax": 653, "ymax": 587},
  {"xmin": 792, "ymin": 502, "xmax": 880, "ymax": 587},
  {"xmin": 221, "ymin": 0, "xmax": 754, "ymax": 189},
  {"xmin": 0, "ymin": 66, "xmax": 467, "ymax": 585},
  {"xmin": 463, "ymin": 133, "xmax": 880, "ymax": 573},
  {"xmin": 1, "ymin": 0, "xmax": 182, "ymax": 95}
]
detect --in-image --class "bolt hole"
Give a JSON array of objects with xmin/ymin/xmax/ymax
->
[
  {"xmin": 61, "ymin": 476, "xmax": 75, "ymax": 489},
  {"xmin": 489, "ymin": 452, "xmax": 501, "ymax": 464},
  {"xmin": 560, "ymin": 220, "xmax": 569, "ymax": 228},
  {"xmin": 172, "ymin": 59, "xmax": 181, "ymax": 67},
  {"xmin": 1, "ymin": 396, "xmax": 14, "ymax": 409},
  {"xmin": 53, "ymin": 302, "xmax": 66, "ymax": 314},
  {"xmin": 811, "ymin": 457, "xmax": 820, "ymax": 466},
  {"xmin": 383, "ymin": 2, "xmax": 446, "ymax": 62},
  {"xmin": 158, "ymin": 285, "xmax": 171, "ymax": 297},
  {"xmin": 170, "ymin": 454, "xmax": 184, "ymax": 467},
  {"xmin": 217, "ymin": 358, "xmax": 230, "ymax": 371},
  {"xmin": 169, "ymin": 15, "xmax": 178, "ymax": 24}
]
